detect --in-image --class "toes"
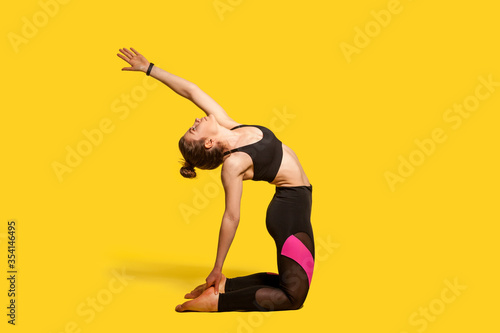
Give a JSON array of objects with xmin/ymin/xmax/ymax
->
[
  {"xmin": 176, "ymin": 299, "xmax": 195, "ymax": 312},
  {"xmin": 185, "ymin": 285, "xmax": 205, "ymax": 299}
]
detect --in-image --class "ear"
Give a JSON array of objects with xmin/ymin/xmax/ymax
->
[{"xmin": 204, "ymin": 138, "xmax": 214, "ymax": 149}]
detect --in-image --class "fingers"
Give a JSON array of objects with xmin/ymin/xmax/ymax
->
[
  {"xmin": 206, "ymin": 277, "xmax": 213, "ymax": 286},
  {"xmin": 118, "ymin": 48, "xmax": 130, "ymax": 59},
  {"xmin": 118, "ymin": 48, "xmax": 138, "ymax": 60},
  {"xmin": 117, "ymin": 47, "xmax": 146, "ymax": 73},
  {"xmin": 121, "ymin": 48, "xmax": 135, "ymax": 58},
  {"xmin": 116, "ymin": 53, "xmax": 131, "ymax": 63},
  {"xmin": 214, "ymin": 278, "xmax": 220, "ymax": 295}
]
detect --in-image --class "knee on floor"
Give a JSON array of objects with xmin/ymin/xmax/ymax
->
[{"xmin": 255, "ymin": 288, "xmax": 307, "ymax": 311}]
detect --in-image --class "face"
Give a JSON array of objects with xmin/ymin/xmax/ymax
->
[{"xmin": 183, "ymin": 114, "xmax": 219, "ymax": 144}]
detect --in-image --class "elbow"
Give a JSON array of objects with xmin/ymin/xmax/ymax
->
[
  {"xmin": 224, "ymin": 212, "xmax": 240, "ymax": 225},
  {"xmin": 184, "ymin": 82, "xmax": 199, "ymax": 99}
]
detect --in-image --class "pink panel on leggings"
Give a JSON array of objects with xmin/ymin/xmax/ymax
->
[{"xmin": 280, "ymin": 235, "xmax": 314, "ymax": 285}]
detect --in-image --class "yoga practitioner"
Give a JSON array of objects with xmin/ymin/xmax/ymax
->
[{"xmin": 117, "ymin": 47, "xmax": 315, "ymax": 312}]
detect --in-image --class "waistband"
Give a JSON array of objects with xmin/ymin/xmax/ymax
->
[{"xmin": 275, "ymin": 184, "xmax": 312, "ymax": 193}]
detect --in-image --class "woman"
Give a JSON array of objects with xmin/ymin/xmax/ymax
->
[{"xmin": 117, "ymin": 47, "xmax": 315, "ymax": 312}]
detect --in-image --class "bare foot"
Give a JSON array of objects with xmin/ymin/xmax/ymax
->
[
  {"xmin": 184, "ymin": 274, "xmax": 226, "ymax": 299},
  {"xmin": 176, "ymin": 287, "xmax": 219, "ymax": 312}
]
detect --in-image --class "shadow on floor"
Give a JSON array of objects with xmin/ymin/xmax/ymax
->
[{"xmin": 115, "ymin": 260, "xmax": 258, "ymax": 290}]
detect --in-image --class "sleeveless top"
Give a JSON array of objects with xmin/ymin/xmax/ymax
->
[{"xmin": 223, "ymin": 125, "xmax": 283, "ymax": 182}]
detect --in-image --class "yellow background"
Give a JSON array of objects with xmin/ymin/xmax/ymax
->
[{"xmin": 1, "ymin": 0, "xmax": 499, "ymax": 332}]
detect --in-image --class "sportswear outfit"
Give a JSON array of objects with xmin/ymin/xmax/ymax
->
[{"xmin": 217, "ymin": 125, "xmax": 314, "ymax": 311}]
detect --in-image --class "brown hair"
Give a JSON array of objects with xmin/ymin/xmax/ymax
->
[{"xmin": 178, "ymin": 136, "xmax": 225, "ymax": 178}]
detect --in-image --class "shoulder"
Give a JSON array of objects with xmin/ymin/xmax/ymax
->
[
  {"xmin": 220, "ymin": 156, "xmax": 247, "ymax": 194},
  {"xmin": 221, "ymin": 154, "xmax": 249, "ymax": 177}
]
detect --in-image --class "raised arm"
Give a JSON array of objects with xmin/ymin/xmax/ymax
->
[{"xmin": 117, "ymin": 47, "xmax": 239, "ymax": 129}]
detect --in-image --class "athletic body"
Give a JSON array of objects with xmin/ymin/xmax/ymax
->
[{"xmin": 117, "ymin": 47, "xmax": 315, "ymax": 312}]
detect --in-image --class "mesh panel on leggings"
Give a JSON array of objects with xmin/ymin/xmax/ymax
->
[
  {"xmin": 217, "ymin": 233, "xmax": 314, "ymax": 312},
  {"xmin": 254, "ymin": 232, "xmax": 314, "ymax": 310}
]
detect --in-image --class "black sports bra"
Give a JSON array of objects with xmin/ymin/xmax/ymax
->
[{"xmin": 223, "ymin": 125, "xmax": 283, "ymax": 182}]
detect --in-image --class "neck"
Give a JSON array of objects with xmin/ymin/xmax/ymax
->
[{"xmin": 216, "ymin": 126, "xmax": 241, "ymax": 153}]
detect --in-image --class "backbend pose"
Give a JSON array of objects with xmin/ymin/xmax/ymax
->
[{"xmin": 117, "ymin": 47, "xmax": 315, "ymax": 312}]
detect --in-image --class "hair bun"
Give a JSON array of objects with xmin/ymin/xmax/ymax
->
[{"xmin": 180, "ymin": 162, "xmax": 196, "ymax": 179}]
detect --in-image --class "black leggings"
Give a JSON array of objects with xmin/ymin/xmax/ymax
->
[{"xmin": 218, "ymin": 185, "xmax": 315, "ymax": 311}]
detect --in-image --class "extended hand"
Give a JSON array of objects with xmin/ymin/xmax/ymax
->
[
  {"xmin": 205, "ymin": 268, "xmax": 223, "ymax": 295},
  {"xmin": 117, "ymin": 47, "xmax": 150, "ymax": 73},
  {"xmin": 185, "ymin": 272, "xmax": 226, "ymax": 299}
]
